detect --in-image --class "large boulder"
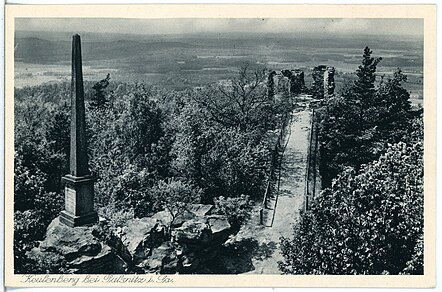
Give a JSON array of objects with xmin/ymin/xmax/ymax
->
[
  {"xmin": 152, "ymin": 211, "xmax": 173, "ymax": 226},
  {"xmin": 138, "ymin": 242, "xmax": 179, "ymax": 274},
  {"xmin": 67, "ymin": 245, "xmax": 126, "ymax": 274},
  {"xmin": 152, "ymin": 210, "xmax": 193, "ymax": 228},
  {"xmin": 207, "ymin": 215, "xmax": 231, "ymax": 238},
  {"xmin": 34, "ymin": 217, "xmax": 124, "ymax": 274},
  {"xmin": 171, "ymin": 217, "xmax": 211, "ymax": 244},
  {"xmin": 39, "ymin": 218, "xmax": 102, "ymax": 261},
  {"xmin": 187, "ymin": 204, "xmax": 214, "ymax": 217},
  {"xmin": 172, "ymin": 215, "xmax": 231, "ymax": 245},
  {"xmin": 171, "ymin": 214, "xmax": 232, "ymax": 269},
  {"xmin": 116, "ymin": 217, "xmax": 168, "ymax": 265}
]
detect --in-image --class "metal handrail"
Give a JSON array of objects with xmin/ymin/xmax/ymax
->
[
  {"xmin": 304, "ymin": 108, "xmax": 317, "ymax": 211},
  {"xmin": 260, "ymin": 112, "xmax": 291, "ymax": 225}
]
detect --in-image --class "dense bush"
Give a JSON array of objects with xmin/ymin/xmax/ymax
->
[
  {"xmin": 14, "ymin": 97, "xmax": 66, "ymax": 273},
  {"xmin": 151, "ymin": 179, "xmax": 202, "ymax": 233},
  {"xmin": 280, "ymin": 141, "xmax": 423, "ymax": 274},
  {"xmin": 87, "ymin": 84, "xmax": 172, "ymax": 217},
  {"xmin": 170, "ymin": 64, "xmax": 292, "ymax": 203},
  {"xmin": 213, "ymin": 195, "xmax": 253, "ymax": 230}
]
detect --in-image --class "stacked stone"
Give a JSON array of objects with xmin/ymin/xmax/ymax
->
[
  {"xmin": 268, "ymin": 68, "xmax": 307, "ymax": 96},
  {"xmin": 312, "ymin": 65, "xmax": 335, "ymax": 99},
  {"xmin": 311, "ymin": 65, "xmax": 327, "ymax": 98},
  {"xmin": 290, "ymin": 69, "xmax": 305, "ymax": 94},
  {"xmin": 324, "ymin": 66, "xmax": 335, "ymax": 97},
  {"xmin": 112, "ymin": 204, "xmax": 232, "ymax": 274},
  {"xmin": 28, "ymin": 218, "xmax": 126, "ymax": 274},
  {"xmin": 272, "ymin": 72, "xmax": 291, "ymax": 95},
  {"xmin": 31, "ymin": 204, "xmax": 233, "ymax": 274}
]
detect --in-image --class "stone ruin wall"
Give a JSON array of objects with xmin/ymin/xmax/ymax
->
[
  {"xmin": 311, "ymin": 65, "xmax": 335, "ymax": 98},
  {"xmin": 269, "ymin": 65, "xmax": 335, "ymax": 98},
  {"xmin": 323, "ymin": 66, "xmax": 335, "ymax": 97}
]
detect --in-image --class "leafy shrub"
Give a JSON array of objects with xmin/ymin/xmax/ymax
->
[
  {"xmin": 14, "ymin": 155, "xmax": 47, "ymax": 211},
  {"xmin": 14, "ymin": 210, "xmax": 46, "ymax": 273},
  {"xmin": 87, "ymin": 84, "xmax": 172, "ymax": 212},
  {"xmin": 279, "ymin": 141, "xmax": 423, "ymax": 275},
  {"xmin": 111, "ymin": 164, "xmax": 157, "ymax": 218},
  {"xmin": 199, "ymin": 128, "xmax": 270, "ymax": 202},
  {"xmin": 98, "ymin": 206, "xmax": 135, "ymax": 229},
  {"xmin": 151, "ymin": 179, "xmax": 202, "ymax": 233},
  {"xmin": 26, "ymin": 250, "xmax": 68, "ymax": 274},
  {"xmin": 213, "ymin": 194, "xmax": 252, "ymax": 229},
  {"xmin": 400, "ymin": 234, "xmax": 423, "ymax": 275}
]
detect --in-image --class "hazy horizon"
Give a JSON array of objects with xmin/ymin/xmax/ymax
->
[
  {"xmin": 16, "ymin": 18, "xmax": 424, "ymax": 38},
  {"xmin": 14, "ymin": 17, "xmax": 423, "ymax": 102}
]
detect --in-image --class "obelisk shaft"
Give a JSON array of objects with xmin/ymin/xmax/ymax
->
[
  {"xmin": 70, "ymin": 34, "xmax": 89, "ymax": 177},
  {"xmin": 60, "ymin": 34, "xmax": 97, "ymax": 227}
]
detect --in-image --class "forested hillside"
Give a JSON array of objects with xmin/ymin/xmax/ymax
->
[{"xmin": 14, "ymin": 64, "xmax": 294, "ymax": 273}]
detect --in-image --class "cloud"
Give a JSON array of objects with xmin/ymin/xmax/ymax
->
[
  {"xmin": 15, "ymin": 18, "xmax": 423, "ymax": 37},
  {"xmin": 326, "ymin": 19, "xmax": 372, "ymax": 34}
]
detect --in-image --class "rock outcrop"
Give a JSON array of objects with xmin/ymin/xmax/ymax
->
[
  {"xmin": 113, "ymin": 205, "xmax": 231, "ymax": 274},
  {"xmin": 115, "ymin": 217, "xmax": 168, "ymax": 265},
  {"xmin": 29, "ymin": 218, "xmax": 125, "ymax": 274},
  {"xmin": 33, "ymin": 204, "xmax": 233, "ymax": 274},
  {"xmin": 171, "ymin": 214, "xmax": 231, "ymax": 273}
]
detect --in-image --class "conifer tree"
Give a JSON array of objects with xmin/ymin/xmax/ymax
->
[
  {"xmin": 90, "ymin": 73, "xmax": 111, "ymax": 109},
  {"xmin": 351, "ymin": 47, "xmax": 382, "ymax": 130},
  {"xmin": 353, "ymin": 47, "xmax": 382, "ymax": 109}
]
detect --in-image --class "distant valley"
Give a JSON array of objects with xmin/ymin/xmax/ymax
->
[{"xmin": 14, "ymin": 31, "xmax": 423, "ymax": 103}]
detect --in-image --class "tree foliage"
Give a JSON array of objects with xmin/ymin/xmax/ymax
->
[
  {"xmin": 213, "ymin": 194, "xmax": 253, "ymax": 230},
  {"xmin": 280, "ymin": 141, "xmax": 423, "ymax": 275},
  {"xmin": 151, "ymin": 179, "xmax": 202, "ymax": 233},
  {"xmin": 353, "ymin": 47, "xmax": 382, "ymax": 110},
  {"xmin": 280, "ymin": 47, "xmax": 423, "ymax": 275},
  {"xmin": 317, "ymin": 48, "xmax": 416, "ymax": 187},
  {"xmin": 90, "ymin": 73, "xmax": 111, "ymax": 109},
  {"xmin": 14, "ymin": 64, "xmax": 287, "ymax": 273}
]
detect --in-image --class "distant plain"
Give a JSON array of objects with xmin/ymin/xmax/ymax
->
[{"xmin": 14, "ymin": 31, "xmax": 423, "ymax": 103}]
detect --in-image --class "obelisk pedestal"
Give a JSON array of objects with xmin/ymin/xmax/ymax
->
[
  {"xmin": 60, "ymin": 174, "xmax": 97, "ymax": 227},
  {"xmin": 59, "ymin": 34, "xmax": 98, "ymax": 227}
]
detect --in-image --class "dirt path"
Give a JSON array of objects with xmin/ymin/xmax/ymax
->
[{"xmin": 223, "ymin": 109, "xmax": 312, "ymax": 274}]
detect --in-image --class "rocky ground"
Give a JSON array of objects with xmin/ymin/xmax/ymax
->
[{"xmin": 29, "ymin": 204, "xmax": 233, "ymax": 274}]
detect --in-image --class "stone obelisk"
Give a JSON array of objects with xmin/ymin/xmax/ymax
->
[{"xmin": 60, "ymin": 34, "xmax": 98, "ymax": 227}]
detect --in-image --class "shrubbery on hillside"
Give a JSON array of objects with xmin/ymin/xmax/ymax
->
[{"xmin": 280, "ymin": 140, "xmax": 423, "ymax": 274}]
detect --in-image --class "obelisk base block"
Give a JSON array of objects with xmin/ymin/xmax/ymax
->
[
  {"xmin": 59, "ymin": 210, "xmax": 98, "ymax": 227},
  {"xmin": 59, "ymin": 174, "xmax": 98, "ymax": 227}
]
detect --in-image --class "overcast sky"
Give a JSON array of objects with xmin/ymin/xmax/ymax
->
[{"xmin": 16, "ymin": 18, "xmax": 423, "ymax": 37}]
